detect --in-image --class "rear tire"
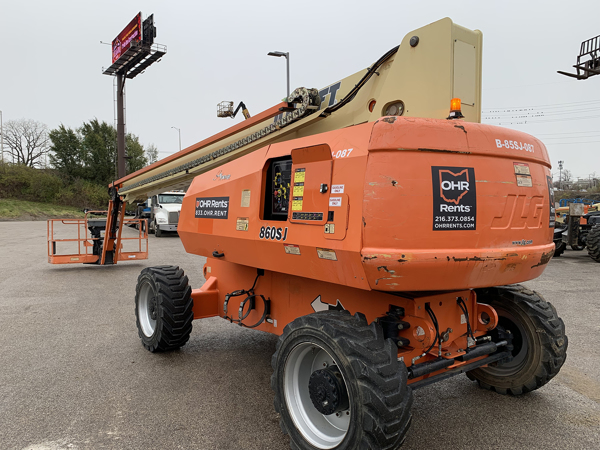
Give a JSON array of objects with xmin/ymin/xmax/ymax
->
[
  {"xmin": 587, "ymin": 225, "xmax": 600, "ymax": 262},
  {"xmin": 553, "ymin": 241, "xmax": 566, "ymax": 257},
  {"xmin": 271, "ymin": 311, "xmax": 413, "ymax": 450},
  {"xmin": 467, "ymin": 285, "xmax": 567, "ymax": 395},
  {"xmin": 135, "ymin": 265, "xmax": 193, "ymax": 352}
]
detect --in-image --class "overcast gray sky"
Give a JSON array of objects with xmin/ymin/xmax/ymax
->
[{"xmin": 0, "ymin": 0, "xmax": 598, "ymax": 180}]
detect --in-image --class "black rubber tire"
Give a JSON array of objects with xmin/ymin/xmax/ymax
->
[
  {"xmin": 571, "ymin": 244, "xmax": 585, "ymax": 251},
  {"xmin": 586, "ymin": 225, "xmax": 600, "ymax": 262},
  {"xmin": 155, "ymin": 222, "xmax": 162, "ymax": 237},
  {"xmin": 553, "ymin": 241, "xmax": 566, "ymax": 257},
  {"xmin": 271, "ymin": 310, "xmax": 413, "ymax": 450},
  {"xmin": 135, "ymin": 265, "xmax": 193, "ymax": 352},
  {"xmin": 467, "ymin": 284, "xmax": 567, "ymax": 395}
]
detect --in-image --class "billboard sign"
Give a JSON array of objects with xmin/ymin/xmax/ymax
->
[{"xmin": 112, "ymin": 13, "xmax": 142, "ymax": 64}]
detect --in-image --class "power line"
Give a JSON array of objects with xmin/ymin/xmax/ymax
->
[
  {"xmin": 541, "ymin": 135, "xmax": 600, "ymax": 140},
  {"xmin": 544, "ymin": 140, "xmax": 600, "ymax": 145},
  {"xmin": 483, "ymin": 80, "xmax": 573, "ymax": 91},
  {"xmin": 535, "ymin": 130, "xmax": 600, "ymax": 136},
  {"xmin": 484, "ymin": 114, "xmax": 600, "ymax": 125},
  {"xmin": 483, "ymin": 106, "xmax": 600, "ymax": 118},
  {"xmin": 482, "ymin": 98, "xmax": 600, "ymax": 111}
]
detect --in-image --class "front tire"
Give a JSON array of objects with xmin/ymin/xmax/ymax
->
[
  {"xmin": 271, "ymin": 311, "xmax": 413, "ymax": 450},
  {"xmin": 586, "ymin": 225, "xmax": 600, "ymax": 262},
  {"xmin": 155, "ymin": 222, "xmax": 163, "ymax": 237},
  {"xmin": 135, "ymin": 265, "xmax": 193, "ymax": 352},
  {"xmin": 467, "ymin": 285, "xmax": 567, "ymax": 395}
]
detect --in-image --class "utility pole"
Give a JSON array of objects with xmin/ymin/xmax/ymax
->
[
  {"xmin": 116, "ymin": 73, "xmax": 126, "ymax": 179},
  {"xmin": 558, "ymin": 160, "xmax": 564, "ymax": 190}
]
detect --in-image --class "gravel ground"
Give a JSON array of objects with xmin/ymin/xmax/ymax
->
[{"xmin": 0, "ymin": 221, "xmax": 598, "ymax": 450}]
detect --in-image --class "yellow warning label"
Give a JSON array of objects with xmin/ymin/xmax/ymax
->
[
  {"xmin": 236, "ymin": 217, "xmax": 249, "ymax": 231},
  {"xmin": 294, "ymin": 171, "xmax": 306, "ymax": 183},
  {"xmin": 293, "ymin": 185, "xmax": 304, "ymax": 196},
  {"xmin": 292, "ymin": 200, "xmax": 303, "ymax": 211}
]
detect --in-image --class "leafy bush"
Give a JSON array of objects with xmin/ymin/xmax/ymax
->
[
  {"xmin": 0, "ymin": 162, "xmax": 108, "ymax": 209},
  {"xmin": 28, "ymin": 170, "xmax": 63, "ymax": 203},
  {"xmin": 0, "ymin": 163, "xmax": 31, "ymax": 198},
  {"xmin": 55, "ymin": 179, "xmax": 108, "ymax": 210}
]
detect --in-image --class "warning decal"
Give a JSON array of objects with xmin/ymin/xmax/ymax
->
[
  {"xmin": 241, "ymin": 190, "xmax": 251, "ymax": 207},
  {"xmin": 294, "ymin": 168, "xmax": 306, "ymax": 183},
  {"xmin": 291, "ymin": 197, "xmax": 303, "ymax": 211},
  {"xmin": 432, "ymin": 166, "xmax": 477, "ymax": 230},
  {"xmin": 284, "ymin": 244, "xmax": 301, "ymax": 255},
  {"xmin": 236, "ymin": 217, "xmax": 249, "ymax": 231},
  {"xmin": 317, "ymin": 248, "xmax": 337, "ymax": 260},
  {"xmin": 329, "ymin": 197, "xmax": 342, "ymax": 207},
  {"xmin": 293, "ymin": 183, "xmax": 305, "ymax": 196},
  {"xmin": 514, "ymin": 162, "xmax": 532, "ymax": 187}
]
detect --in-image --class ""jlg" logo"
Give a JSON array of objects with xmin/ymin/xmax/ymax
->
[{"xmin": 491, "ymin": 195, "xmax": 544, "ymax": 229}]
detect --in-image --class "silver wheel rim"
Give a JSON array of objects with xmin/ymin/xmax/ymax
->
[
  {"xmin": 138, "ymin": 281, "xmax": 157, "ymax": 337},
  {"xmin": 284, "ymin": 342, "xmax": 350, "ymax": 449}
]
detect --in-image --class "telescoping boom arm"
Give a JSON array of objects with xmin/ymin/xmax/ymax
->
[{"xmin": 114, "ymin": 18, "xmax": 482, "ymax": 203}]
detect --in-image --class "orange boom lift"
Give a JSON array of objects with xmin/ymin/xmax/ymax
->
[{"xmin": 81, "ymin": 18, "xmax": 568, "ymax": 449}]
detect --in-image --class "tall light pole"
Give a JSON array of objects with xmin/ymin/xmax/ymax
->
[
  {"xmin": 268, "ymin": 51, "xmax": 290, "ymax": 99},
  {"xmin": 171, "ymin": 126, "xmax": 181, "ymax": 152},
  {"xmin": 558, "ymin": 160, "xmax": 564, "ymax": 190}
]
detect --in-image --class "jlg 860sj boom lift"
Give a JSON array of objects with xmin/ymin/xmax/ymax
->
[{"xmin": 116, "ymin": 18, "xmax": 567, "ymax": 449}]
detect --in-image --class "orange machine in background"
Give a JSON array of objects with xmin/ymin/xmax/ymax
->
[{"xmin": 47, "ymin": 192, "xmax": 148, "ymax": 265}]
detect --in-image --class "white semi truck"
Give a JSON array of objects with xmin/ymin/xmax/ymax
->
[{"xmin": 148, "ymin": 191, "xmax": 184, "ymax": 237}]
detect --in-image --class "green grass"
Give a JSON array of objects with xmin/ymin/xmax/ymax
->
[{"xmin": 0, "ymin": 198, "xmax": 85, "ymax": 220}]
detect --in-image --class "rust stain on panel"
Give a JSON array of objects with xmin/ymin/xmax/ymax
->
[{"xmin": 530, "ymin": 250, "xmax": 553, "ymax": 268}]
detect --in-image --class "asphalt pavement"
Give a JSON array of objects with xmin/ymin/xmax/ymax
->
[{"xmin": 0, "ymin": 221, "xmax": 598, "ymax": 450}]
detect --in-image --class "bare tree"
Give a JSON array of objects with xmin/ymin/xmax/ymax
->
[
  {"xmin": 145, "ymin": 143, "xmax": 159, "ymax": 165},
  {"xmin": 2, "ymin": 119, "xmax": 50, "ymax": 167}
]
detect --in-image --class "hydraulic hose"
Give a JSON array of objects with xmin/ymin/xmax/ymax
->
[{"xmin": 323, "ymin": 45, "xmax": 400, "ymax": 115}]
